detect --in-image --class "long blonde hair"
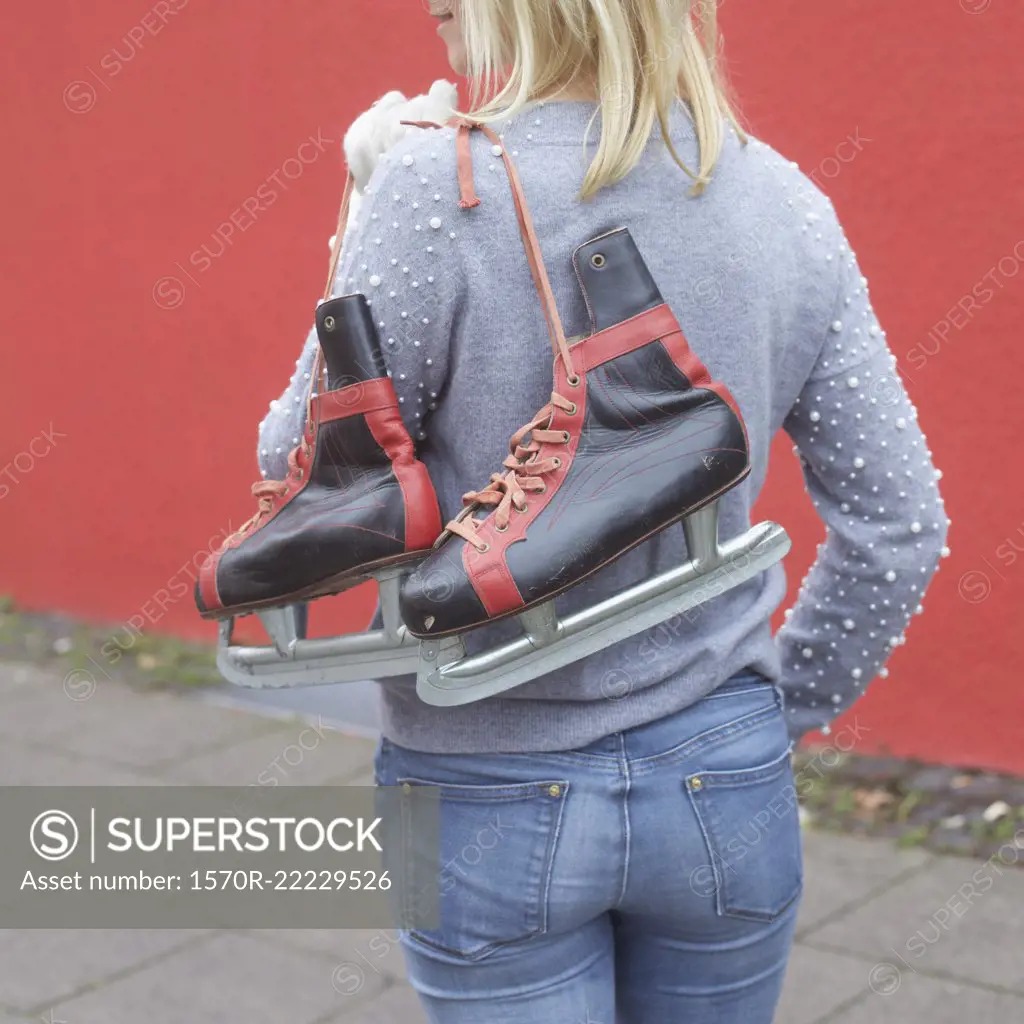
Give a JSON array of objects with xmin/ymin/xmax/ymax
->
[{"xmin": 454, "ymin": 0, "xmax": 746, "ymax": 200}]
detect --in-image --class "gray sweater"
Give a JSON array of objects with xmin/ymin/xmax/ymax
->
[{"xmin": 258, "ymin": 100, "xmax": 950, "ymax": 754}]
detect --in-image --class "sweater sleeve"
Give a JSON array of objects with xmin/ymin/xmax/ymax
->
[
  {"xmin": 776, "ymin": 224, "xmax": 951, "ymax": 742},
  {"xmin": 257, "ymin": 128, "xmax": 464, "ymax": 481}
]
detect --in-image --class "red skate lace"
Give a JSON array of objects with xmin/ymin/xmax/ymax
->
[
  {"xmin": 402, "ymin": 117, "xmax": 581, "ymax": 554},
  {"xmin": 222, "ymin": 175, "xmax": 357, "ymax": 549},
  {"xmin": 448, "ymin": 390, "xmax": 577, "ymax": 550},
  {"xmin": 225, "ymin": 432, "xmax": 315, "ymax": 544}
]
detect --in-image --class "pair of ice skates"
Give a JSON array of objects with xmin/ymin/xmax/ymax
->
[{"xmin": 195, "ymin": 121, "xmax": 791, "ymax": 707}]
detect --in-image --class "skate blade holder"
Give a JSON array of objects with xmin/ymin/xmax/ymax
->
[
  {"xmin": 215, "ymin": 567, "xmax": 420, "ymax": 689},
  {"xmin": 416, "ymin": 504, "xmax": 792, "ymax": 707}
]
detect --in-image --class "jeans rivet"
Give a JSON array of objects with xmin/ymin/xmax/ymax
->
[
  {"xmin": 689, "ymin": 776, "xmax": 703, "ymax": 791},
  {"xmin": 547, "ymin": 784, "xmax": 561, "ymax": 798}
]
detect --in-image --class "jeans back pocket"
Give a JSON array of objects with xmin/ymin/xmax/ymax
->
[
  {"xmin": 394, "ymin": 776, "xmax": 569, "ymax": 961},
  {"xmin": 685, "ymin": 749, "xmax": 803, "ymax": 922}
]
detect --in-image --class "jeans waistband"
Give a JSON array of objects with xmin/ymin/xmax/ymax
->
[
  {"xmin": 568, "ymin": 667, "xmax": 777, "ymax": 760},
  {"xmin": 712, "ymin": 668, "xmax": 771, "ymax": 693}
]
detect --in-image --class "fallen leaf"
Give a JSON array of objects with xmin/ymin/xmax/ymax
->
[
  {"xmin": 983, "ymin": 801, "xmax": 1011, "ymax": 823},
  {"xmin": 854, "ymin": 788, "xmax": 894, "ymax": 812}
]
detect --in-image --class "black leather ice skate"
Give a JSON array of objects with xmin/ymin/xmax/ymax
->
[
  {"xmin": 399, "ymin": 130, "xmax": 749, "ymax": 637},
  {"xmin": 196, "ymin": 293, "xmax": 443, "ymax": 620},
  {"xmin": 203, "ymin": 122, "xmax": 789, "ymax": 705}
]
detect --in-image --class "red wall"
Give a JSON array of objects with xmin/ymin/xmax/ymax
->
[{"xmin": 2, "ymin": 1, "xmax": 1022, "ymax": 772}]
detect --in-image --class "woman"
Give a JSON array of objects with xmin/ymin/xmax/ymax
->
[{"xmin": 260, "ymin": 1, "xmax": 950, "ymax": 1020}]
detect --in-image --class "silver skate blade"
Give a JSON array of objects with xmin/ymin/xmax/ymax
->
[
  {"xmin": 215, "ymin": 566, "xmax": 420, "ymax": 689},
  {"xmin": 258, "ymin": 605, "xmax": 307, "ymax": 657},
  {"xmin": 517, "ymin": 601, "xmax": 560, "ymax": 646},
  {"xmin": 415, "ymin": 516, "xmax": 791, "ymax": 707},
  {"xmin": 682, "ymin": 503, "xmax": 719, "ymax": 568}
]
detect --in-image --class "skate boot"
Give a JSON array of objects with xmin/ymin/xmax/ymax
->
[
  {"xmin": 195, "ymin": 290, "xmax": 443, "ymax": 621},
  {"xmin": 399, "ymin": 224, "xmax": 749, "ymax": 637}
]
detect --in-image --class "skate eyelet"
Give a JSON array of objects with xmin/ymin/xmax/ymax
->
[
  {"xmin": 514, "ymin": 502, "xmax": 527, "ymax": 514},
  {"xmin": 495, "ymin": 522, "xmax": 509, "ymax": 533},
  {"xmin": 561, "ymin": 431, "xmax": 571, "ymax": 444},
  {"xmin": 323, "ymin": 315, "xmax": 336, "ymax": 331},
  {"xmin": 567, "ymin": 403, "xmax": 577, "ymax": 415},
  {"xmin": 552, "ymin": 457, "xmax": 562, "ymax": 469},
  {"xmin": 567, "ymin": 374, "xmax": 581, "ymax": 387},
  {"xmin": 477, "ymin": 543, "xmax": 491, "ymax": 553},
  {"xmin": 590, "ymin": 253, "xmax": 607, "ymax": 269}
]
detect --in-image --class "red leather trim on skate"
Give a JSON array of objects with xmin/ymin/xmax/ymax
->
[
  {"xmin": 315, "ymin": 378, "xmax": 401, "ymax": 424},
  {"xmin": 465, "ymin": 355, "xmax": 586, "ymax": 619},
  {"xmin": 206, "ymin": 422, "xmax": 318, "ymax": 578},
  {"xmin": 572, "ymin": 305, "xmax": 743, "ymax": 425},
  {"xmin": 463, "ymin": 542, "xmax": 525, "ymax": 617},
  {"xmin": 364, "ymin": 406, "xmax": 443, "ymax": 552},
  {"xmin": 658, "ymin": 330, "xmax": 711, "ymax": 389},
  {"xmin": 198, "ymin": 548, "xmax": 225, "ymax": 613},
  {"xmin": 572, "ymin": 304, "xmax": 681, "ymax": 372},
  {"xmin": 658, "ymin": 331, "xmax": 744, "ymax": 422}
]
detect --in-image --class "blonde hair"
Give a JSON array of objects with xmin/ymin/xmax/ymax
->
[{"xmin": 455, "ymin": 0, "xmax": 745, "ymax": 200}]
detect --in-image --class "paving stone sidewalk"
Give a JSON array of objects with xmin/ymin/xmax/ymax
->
[{"xmin": 0, "ymin": 661, "xmax": 1021, "ymax": 1024}]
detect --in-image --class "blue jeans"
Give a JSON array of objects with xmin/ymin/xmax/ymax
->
[{"xmin": 373, "ymin": 671, "xmax": 802, "ymax": 1023}]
